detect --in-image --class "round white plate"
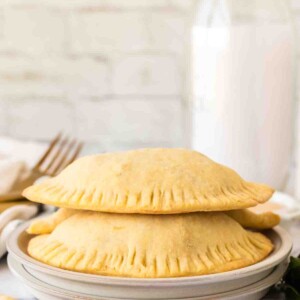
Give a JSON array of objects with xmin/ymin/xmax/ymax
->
[
  {"xmin": 7, "ymin": 254, "xmax": 288, "ymax": 300},
  {"xmin": 6, "ymin": 221, "xmax": 292, "ymax": 299}
]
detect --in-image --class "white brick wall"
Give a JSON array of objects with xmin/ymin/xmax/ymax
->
[
  {"xmin": 6, "ymin": 98, "xmax": 75, "ymax": 139},
  {"xmin": 0, "ymin": 56, "xmax": 109, "ymax": 97},
  {"xmin": 0, "ymin": 0, "xmax": 188, "ymax": 151},
  {"xmin": 112, "ymin": 55, "xmax": 181, "ymax": 96},
  {"xmin": 69, "ymin": 11, "xmax": 148, "ymax": 53},
  {"xmin": 143, "ymin": 11, "xmax": 186, "ymax": 53},
  {"xmin": 75, "ymin": 98, "xmax": 183, "ymax": 149},
  {"xmin": 1, "ymin": 7, "xmax": 66, "ymax": 55}
]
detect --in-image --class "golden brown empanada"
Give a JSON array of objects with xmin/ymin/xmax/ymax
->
[
  {"xmin": 226, "ymin": 209, "xmax": 280, "ymax": 230},
  {"xmin": 27, "ymin": 208, "xmax": 77, "ymax": 235},
  {"xmin": 23, "ymin": 149, "xmax": 273, "ymax": 214},
  {"xmin": 28, "ymin": 211, "xmax": 273, "ymax": 278}
]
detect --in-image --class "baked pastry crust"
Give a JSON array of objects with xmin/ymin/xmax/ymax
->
[
  {"xmin": 27, "ymin": 207, "xmax": 280, "ymax": 235},
  {"xmin": 23, "ymin": 149, "xmax": 274, "ymax": 214},
  {"xmin": 28, "ymin": 211, "xmax": 273, "ymax": 278},
  {"xmin": 226, "ymin": 209, "xmax": 280, "ymax": 230},
  {"xmin": 27, "ymin": 208, "xmax": 77, "ymax": 235}
]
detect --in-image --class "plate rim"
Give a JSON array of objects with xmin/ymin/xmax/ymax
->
[
  {"xmin": 7, "ymin": 254, "xmax": 288, "ymax": 300},
  {"xmin": 7, "ymin": 221, "xmax": 292, "ymax": 287}
]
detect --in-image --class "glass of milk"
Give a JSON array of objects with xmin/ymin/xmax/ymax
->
[{"xmin": 188, "ymin": 0, "xmax": 295, "ymax": 190}]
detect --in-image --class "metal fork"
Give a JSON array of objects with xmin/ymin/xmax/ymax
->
[{"xmin": 1, "ymin": 133, "xmax": 83, "ymax": 201}]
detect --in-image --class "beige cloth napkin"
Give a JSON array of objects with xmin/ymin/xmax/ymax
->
[{"xmin": 0, "ymin": 136, "xmax": 46, "ymax": 258}]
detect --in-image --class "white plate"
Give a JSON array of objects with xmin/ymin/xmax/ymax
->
[
  {"xmin": 6, "ymin": 221, "xmax": 292, "ymax": 299},
  {"xmin": 7, "ymin": 254, "xmax": 288, "ymax": 300}
]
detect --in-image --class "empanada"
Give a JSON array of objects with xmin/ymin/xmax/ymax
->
[
  {"xmin": 23, "ymin": 149, "xmax": 274, "ymax": 214},
  {"xmin": 28, "ymin": 211, "xmax": 273, "ymax": 278}
]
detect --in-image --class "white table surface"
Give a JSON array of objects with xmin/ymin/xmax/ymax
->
[{"xmin": 1, "ymin": 221, "xmax": 300, "ymax": 300}]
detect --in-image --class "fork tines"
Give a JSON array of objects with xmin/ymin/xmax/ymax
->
[{"xmin": 34, "ymin": 133, "xmax": 83, "ymax": 177}]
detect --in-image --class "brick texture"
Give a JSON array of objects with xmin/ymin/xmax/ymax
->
[
  {"xmin": 75, "ymin": 98, "xmax": 183, "ymax": 149},
  {"xmin": 0, "ymin": 57, "xmax": 109, "ymax": 98},
  {"xmin": 0, "ymin": 0, "xmax": 189, "ymax": 149},
  {"xmin": 112, "ymin": 55, "xmax": 181, "ymax": 96},
  {"xmin": 2, "ymin": 7, "xmax": 66, "ymax": 55},
  {"xmin": 7, "ymin": 99, "xmax": 75, "ymax": 140},
  {"xmin": 69, "ymin": 11, "xmax": 148, "ymax": 54}
]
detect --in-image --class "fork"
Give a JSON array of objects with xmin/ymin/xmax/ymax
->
[{"xmin": 0, "ymin": 133, "xmax": 83, "ymax": 201}]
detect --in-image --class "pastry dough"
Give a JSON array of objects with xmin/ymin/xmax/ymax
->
[
  {"xmin": 27, "ymin": 208, "xmax": 77, "ymax": 235},
  {"xmin": 226, "ymin": 209, "xmax": 280, "ymax": 230},
  {"xmin": 27, "ymin": 207, "xmax": 280, "ymax": 234},
  {"xmin": 28, "ymin": 211, "xmax": 273, "ymax": 278},
  {"xmin": 23, "ymin": 149, "xmax": 274, "ymax": 214}
]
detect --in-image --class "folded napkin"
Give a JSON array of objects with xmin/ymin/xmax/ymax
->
[
  {"xmin": 0, "ymin": 205, "xmax": 38, "ymax": 257},
  {"xmin": 0, "ymin": 136, "xmax": 45, "ymax": 194},
  {"xmin": 0, "ymin": 136, "xmax": 46, "ymax": 258}
]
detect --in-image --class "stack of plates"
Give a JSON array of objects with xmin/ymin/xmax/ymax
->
[{"xmin": 7, "ymin": 222, "xmax": 292, "ymax": 300}]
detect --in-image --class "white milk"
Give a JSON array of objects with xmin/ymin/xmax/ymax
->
[{"xmin": 191, "ymin": 23, "xmax": 294, "ymax": 189}]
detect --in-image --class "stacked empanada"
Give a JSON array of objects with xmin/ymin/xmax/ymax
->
[{"xmin": 23, "ymin": 148, "xmax": 279, "ymax": 278}]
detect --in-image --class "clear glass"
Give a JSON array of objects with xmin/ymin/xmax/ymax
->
[{"xmin": 188, "ymin": 0, "xmax": 295, "ymax": 190}]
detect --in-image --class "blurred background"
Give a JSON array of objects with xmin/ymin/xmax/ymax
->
[
  {"xmin": 0, "ymin": 0, "xmax": 187, "ymax": 150},
  {"xmin": 0, "ymin": 0, "xmax": 299, "ymax": 196}
]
